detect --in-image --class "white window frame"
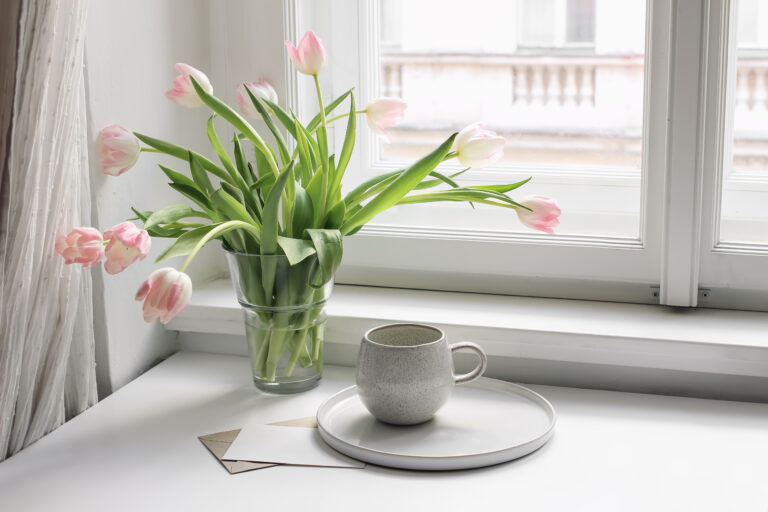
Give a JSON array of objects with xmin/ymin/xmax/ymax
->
[
  {"xmin": 698, "ymin": 0, "xmax": 768, "ymax": 310},
  {"xmin": 208, "ymin": 0, "xmax": 768, "ymax": 312},
  {"xmin": 285, "ymin": 0, "xmax": 669, "ymax": 304}
]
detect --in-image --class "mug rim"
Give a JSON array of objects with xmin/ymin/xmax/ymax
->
[{"xmin": 363, "ymin": 323, "xmax": 445, "ymax": 348}]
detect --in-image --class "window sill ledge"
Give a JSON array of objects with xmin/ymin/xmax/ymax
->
[{"xmin": 167, "ymin": 279, "xmax": 768, "ymax": 402}]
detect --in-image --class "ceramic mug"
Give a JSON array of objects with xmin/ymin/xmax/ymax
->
[{"xmin": 355, "ymin": 323, "xmax": 487, "ymax": 425}]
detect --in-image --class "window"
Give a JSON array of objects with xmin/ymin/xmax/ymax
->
[
  {"xmin": 519, "ymin": 0, "xmax": 596, "ymax": 48},
  {"xmin": 289, "ymin": 0, "xmax": 768, "ymax": 310},
  {"xmin": 566, "ymin": 0, "xmax": 596, "ymax": 44},
  {"xmin": 720, "ymin": 0, "xmax": 768, "ymax": 244},
  {"xmin": 697, "ymin": 0, "xmax": 768, "ymax": 309},
  {"xmin": 377, "ymin": 0, "xmax": 644, "ymax": 239}
]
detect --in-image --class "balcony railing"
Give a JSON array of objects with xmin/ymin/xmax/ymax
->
[
  {"xmin": 736, "ymin": 59, "xmax": 768, "ymax": 111},
  {"xmin": 381, "ymin": 53, "xmax": 643, "ymax": 109},
  {"xmin": 379, "ymin": 53, "xmax": 768, "ymax": 170}
]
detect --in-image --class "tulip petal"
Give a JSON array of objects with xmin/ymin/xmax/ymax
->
[
  {"xmin": 55, "ymin": 227, "xmax": 104, "ymax": 268},
  {"xmin": 166, "ymin": 63, "xmax": 212, "ymax": 108},
  {"xmin": 135, "ymin": 267, "xmax": 193, "ymax": 324}
]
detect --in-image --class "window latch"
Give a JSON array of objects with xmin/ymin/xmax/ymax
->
[{"xmin": 650, "ymin": 286, "xmax": 711, "ymax": 303}]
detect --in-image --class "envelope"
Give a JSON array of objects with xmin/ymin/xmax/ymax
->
[
  {"xmin": 199, "ymin": 416, "xmax": 363, "ymax": 474},
  {"xmin": 223, "ymin": 424, "xmax": 364, "ymax": 469},
  {"xmin": 198, "ymin": 428, "xmax": 276, "ymax": 474}
]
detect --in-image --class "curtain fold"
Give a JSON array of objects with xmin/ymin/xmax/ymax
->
[{"xmin": 0, "ymin": 0, "xmax": 97, "ymax": 461}]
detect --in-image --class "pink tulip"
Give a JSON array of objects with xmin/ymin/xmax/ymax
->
[
  {"xmin": 516, "ymin": 196, "xmax": 561, "ymax": 234},
  {"xmin": 135, "ymin": 267, "xmax": 193, "ymax": 324},
  {"xmin": 235, "ymin": 79, "xmax": 279, "ymax": 118},
  {"xmin": 366, "ymin": 97, "xmax": 407, "ymax": 142},
  {"xmin": 55, "ymin": 227, "xmax": 104, "ymax": 268},
  {"xmin": 165, "ymin": 63, "xmax": 213, "ymax": 108},
  {"xmin": 102, "ymin": 221, "xmax": 151, "ymax": 275},
  {"xmin": 285, "ymin": 31, "xmax": 327, "ymax": 75},
  {"xmin": 95, "ymin": 124, "xmax": 140, "ymax": 176},
  {"xmin": 455, "ymin": 123, "xmax": 506, "ymax": 168}
]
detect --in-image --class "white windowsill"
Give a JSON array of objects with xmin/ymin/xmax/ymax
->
[
  {"xmin": 3, "ymin": 352, "xmax": 767, "ymax": 510},
  {"xmin": 167, "ymin": 279, "xmax": 768, "ymax": 402}
]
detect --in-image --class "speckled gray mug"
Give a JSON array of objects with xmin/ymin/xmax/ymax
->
[{"xmin": 355, "ymin": 323, "xmax": 487, "ymax": 425}]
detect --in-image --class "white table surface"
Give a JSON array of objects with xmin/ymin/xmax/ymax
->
[{"xmin": 1, "ymin": 351, "xmax": 767, "ymax": 512}]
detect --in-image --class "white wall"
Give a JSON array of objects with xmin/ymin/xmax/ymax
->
[
  {"xmin": 85, "ymin": 0, "xmax": 290, "ymax": 395},
  {"xmin": 86, "ymin": 0, "xmax": 214, "ymax": 394},
  {"xmin": 206, "ymin": 0, "xmax": 290, "ymax": 167}
]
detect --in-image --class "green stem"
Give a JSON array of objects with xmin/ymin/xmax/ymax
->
[
  {"xmin": 284, "ymin": 326, "xmax": 310, "ymax": 376},
  {"xmin": 313, "ymin": 75, "xmax": 328, "ymax": 131},
  {"xmin": 179, "ymin": 220, "xmax": 261, "ymax": 273},
  {"xmin": 324, "ymin": 110, "xmax": 367, "ymax": 126},
  {"xmin": 312, "ymin": 324, "xmax": 324, "ymax": 373},
  {"xmin": 314, "ymin": 75, "xmax": 329, "ymax": 218},
  {"xmin": 246, "ymin": 322, "xmax": 271, "ymax": 378},
  {"xmin": 265, "ymin": 322, "xmax": 290, "ymax": 381},
  {"xmin": 140, "ymin": 147, "xmax": 162, "ymax": 153},
  {"xmin": 282, "ymin": 109, "xmax": 375, "ymax": 163}
]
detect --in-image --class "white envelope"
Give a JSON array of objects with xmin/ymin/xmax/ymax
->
[{"xmin": 223, "ymin": 424, "xmax": 365, "ymax": 469}]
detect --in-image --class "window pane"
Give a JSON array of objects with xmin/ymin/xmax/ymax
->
[
  {"xmin": 520, "ymin": 0, "xmax": 556, "ymax": 46},
  {"xmin": 737, "ymin": 0, "xmax": 759, "ymax": 46},
  {"xmin": 566, "ymin": 0, "xmax": 595, "ymax": 44},
  {"xmin": 720, "ymin": 0, "xmax": 768, "ymax": 244},
  {"xmin": 372, "ymin": 0, "xmax": 647, "ymax": 238}
]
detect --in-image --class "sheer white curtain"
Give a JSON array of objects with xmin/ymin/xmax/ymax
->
[{"xmin": 0, "ymin": 0, "xmax": 97, "ymax": 461}]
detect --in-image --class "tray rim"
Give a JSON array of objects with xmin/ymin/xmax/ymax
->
[{"xmin": 316, "ymin": 377, "xmax": 556, "ymax": 470}]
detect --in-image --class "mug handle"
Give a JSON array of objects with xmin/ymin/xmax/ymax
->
[{"xmin": 450, "ymin": 342, "xmax": 488, "ymax": 384}]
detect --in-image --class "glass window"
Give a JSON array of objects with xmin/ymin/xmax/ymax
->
[
  {"xmin": 374, "ymin": 0, "xmax": 646, "ymax": 238},
  {"xmin": 720, "ymin": 0, "xmax": 768, "ymax": 244},
  {"xmin": 520, "ymin": 0, "xmax": 556, "ymax": 46},
  {"xmin": 566, "ymin": 0, "xmax": 595, "ymax": 44}
]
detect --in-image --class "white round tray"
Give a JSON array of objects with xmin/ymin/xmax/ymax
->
[{"xmin": 316, "ymin": 377, "xmax": 556, "ymax": 471}]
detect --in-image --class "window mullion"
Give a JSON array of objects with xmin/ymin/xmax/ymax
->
[{"xmin": 660, "ymin": 0, "xmax": 708, "ymax": 307}]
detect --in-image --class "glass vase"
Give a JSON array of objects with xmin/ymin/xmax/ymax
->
[{"xmin": 224, "ymin": 248, "xmax": 332, "ymax": 394}]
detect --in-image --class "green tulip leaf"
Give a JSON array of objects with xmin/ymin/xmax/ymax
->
[
  {"xmin": 188, "ymin": 151, "xmax": 214, "ymax": 195},
  {"xmin": 156, "ymin": 221, "xmax": 261, "ymax": 263},
  {"xmin": 471, "ymin": 177, "xmax": 532, "ymax": 193},
  {"xmin": 305, "ymin": 168, "xmax": 324, "ymax": 228},
  {"xmin": 245, "ymin": 89, "xmax": 290, "ymax": 166},
  {"xmin": 144, "ymin": 204, "xmax": 208, "ymax": 230},
  {"xmin": 343, "ymin": 169, "xmax": 404, "ymax": 208},
  {"xmin": 292, "ymin": 187, "xmax": 314, "ymax": 239},
  {"xmin": 134, "ymin": 132, "xmax": 230, "ymax": 182},
  {"xmin": 206, "ymin": 116, "xmax": 238, "ymax": 180},
  {"xmin": 156, "ymin": 224, "xmax": 221, "ymax": 262},
  {"xmin": 189, "ymin": 76, "xmax": 279, "ymax": 177},
  {"xmin": 262, "ymin": 99, "xmax": 297, "ymax": 139},
  {"xmin": 325, "ymin": 199, "xmax": 346, "ymax": 229},
  {"xmin": 211, "ymin": 188, "xmax": 257, "ymax": 227},
  {"xmin": 340, "ymin": 133, "xmax": 457, "ymax": 235},
  {"xmin": 159, "ymin": 164, "xmax": 198, "ymax": 191},
  {"xmin": 233, "ymin": 137, "xmax": 252, "ymax": 186},
  {"xmin": 168, "ymin": 182, "xmax": 212, "ymax": 211},
  {"xmin": 306, "ymin": 88, "xmax": 353, "ymax": 133},
  {"xmin": 294, "ymin": 114, "xmax": 313, "ymax": 185},
  {"xmin": 306, "ymin": 228, "xmax": 343, "ymax": 287},
  {"xmin": 333, "ymin": 91, "xmax": 356, "ymax": 191},
  {"xmin": 277, "ymin": 236, "xmax": 317, "ymax": 265},
  {"xmin": 261, "ymin": 163, "xmax": 294, "ymax": 255}
]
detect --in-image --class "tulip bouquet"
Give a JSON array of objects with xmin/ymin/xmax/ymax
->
[{"xmin": 58, "ymin": 31, "xmax": 560, "ymax": 392}]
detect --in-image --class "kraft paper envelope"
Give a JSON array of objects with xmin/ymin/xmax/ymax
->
[{"xmin": 199, "ymin": 416, "xmax": 363, "ymax": 474}]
